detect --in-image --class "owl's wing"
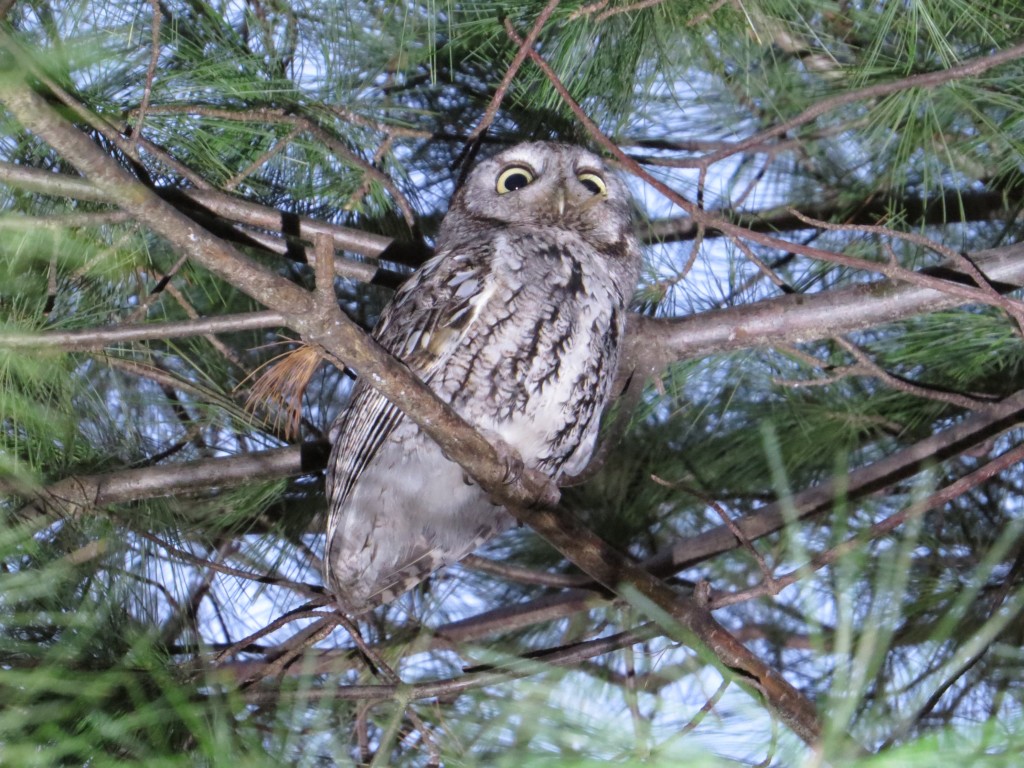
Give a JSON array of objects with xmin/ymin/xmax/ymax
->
[
  {"xmin": 328, "ymin": 247, "xmax": 495, "ymax": 507},
  {"xmin": 374, "ymin": 249, "xmax": 497, "ymax": 374}
]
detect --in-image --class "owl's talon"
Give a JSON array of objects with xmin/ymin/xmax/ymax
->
[
  {"xmin": 481, "ymin": 431, "xmax": 524, "ymax": 485},
  {"xmin": 502, "ymin": 453, "xmax": 525, "ymax": 485}
]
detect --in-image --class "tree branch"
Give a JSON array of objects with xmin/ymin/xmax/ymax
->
[
  {"xmin": 645, "ymin": 187, "xmax": 1016, "ymax": 244},
  {"xmin": 628, "ymin": 241, "xmax": 1024, "ymax": 378},
  {"xmin": 241, "ymin": 623, "xmax": 659, "ymax": 704},
  {"xmin": 16, "ymin": 446, "xmax": 314, "ymax": 519},
  {"xmin": 0, "ymin": 310, "xmax": 286, "ymax": 350},
  {"xmin": 643, "ymin": 386, "xmax": 1024, "ymax": 576},
  {"xmin": 0, "ymin": 160, "xmax": 400, "ymax": 267},
  {"xmin": 694, "ymin": 41, "xmax": 1024, "ymax": 170}
]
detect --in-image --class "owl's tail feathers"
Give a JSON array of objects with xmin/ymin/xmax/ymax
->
[{"xmin": 326, "ymin": 513, "xmax": 516, "ymax": 615}]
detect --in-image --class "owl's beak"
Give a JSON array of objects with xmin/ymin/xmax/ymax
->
[{"xmin": 555, "ymin": 186, "xmax": 566, "ymax": 218}]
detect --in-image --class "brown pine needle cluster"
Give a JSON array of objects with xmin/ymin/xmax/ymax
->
[{"xmin": 243, "ymin": 343, "xmax": 323, "ymax": 440}]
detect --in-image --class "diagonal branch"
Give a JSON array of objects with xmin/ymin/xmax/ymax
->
[
  {"xmin": 644, "ymin": 386, "xmax": 1024, "ymax": 576},
  {"xmin": 466, "ymin": 0, "xmax": 562, "ymax": 142}
]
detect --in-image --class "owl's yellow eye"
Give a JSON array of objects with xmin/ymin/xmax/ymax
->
[
  {"xmin": 577, "ymin": 172, "xmax": 607, "ymax": 196},
  {"xmin": 496, "ymin": 165, "xmax": 536, "ymax": 194}
]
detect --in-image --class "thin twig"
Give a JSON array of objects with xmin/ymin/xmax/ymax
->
[
  {"xmin": 249, "ymin": 616, "xmax": 341, "ymax": 685},
  {"xmin": 696, "ymin": 41, "xmax": 1024, "ymax": 170},
  {"xmin": 833, "ymin": 335, "xmax": 997, "ymax": 412},
  {"xmin": 213, "ymin": 607, "xmax": 334, "ymax": 664},
  {"xmin": 132, "ymin": 0, "xmax": 162, "ymax": 148},
  {"xmin": 710, "ymin": 442, "xmax": 1024, "ymax": 608},
  {"xmin": 466, "ymin": 0, "xmax": 562, "ymax": 143},
  {"xmin": 225, "ymin": 125, "xmax": 303, "ymax": 191},
  {"xmin": 789, "ymin": 208, "xmax": 1024, "ymax": 333},
  {"xmin": 134, "ymin": 530, "xmax": 324, "ymax": 596}
]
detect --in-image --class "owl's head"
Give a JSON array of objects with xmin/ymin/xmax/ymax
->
[{"xmin": 439, "ymin": 142, "xmax": 636, "ymax": 249}]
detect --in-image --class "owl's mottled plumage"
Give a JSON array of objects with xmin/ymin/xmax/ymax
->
[{"xmin": 325, "ymin": 142, "xmax": 642, "ymax": 614}]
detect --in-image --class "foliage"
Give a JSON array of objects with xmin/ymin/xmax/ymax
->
[{"xmin": 2, "ymin": 0, "xmax": 1024, "ymax": 765}]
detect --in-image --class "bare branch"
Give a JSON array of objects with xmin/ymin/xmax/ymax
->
[
  {"xmin": 242, "ymin": 623, "xmax": 660, "ymax": 703},
  {"xmin": 132, "ymin": 0, "xmax": 162, "ymax": 148},
  {"xmin": 17, "ymin": 446, "xmax": 313, "ymax": 519},
  {"xmin": 645, "ymin": 187, "xmax": 1015, "ymax": 244},
  {"xmin": 643, "ymin": 386, "xmax": 1024, "ymax": 577},
  {"xmin": 628, "ymin": 242, "xmax": 1024, "ymax": 378},
  {"xmin": 0, "ymin": 311, "xmax": 286, "ymax": 350}
]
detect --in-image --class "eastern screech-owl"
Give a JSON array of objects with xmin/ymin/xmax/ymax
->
[{"xmin": 325, "ymin": 142, "xmax": 642, "ymax": 614}]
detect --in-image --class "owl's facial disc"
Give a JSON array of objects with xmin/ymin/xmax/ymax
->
[
  {"xmin": 443, "ymin": 143, "xmax": 635, "ymax": 248},
  {"xmin": 572, "ymin": 185, "xmax": 608, "ymax": 215}
]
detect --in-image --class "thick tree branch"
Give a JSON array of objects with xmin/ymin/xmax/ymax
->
[
  {"xmin": 628, "ymin": 242, "xmax": 1024, "ymax": 378},
  {"xmin": 10, "ymin": 239, "xmax": 1024, "ymax": 396}
]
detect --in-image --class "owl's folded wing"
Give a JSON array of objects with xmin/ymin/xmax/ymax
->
[
  {"xmin": 328, "ymin": 245, "xmax": 496, "ymax": 507},
  {"xmin": 374, "ymin": 247, "xmax": 497, "ymax": 375}
]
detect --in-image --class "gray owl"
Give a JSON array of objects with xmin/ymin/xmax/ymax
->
[{"xmin": 325, "ymin": 142, "xmax": 642, "ymax": 614}]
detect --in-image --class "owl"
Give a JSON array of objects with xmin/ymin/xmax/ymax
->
[{"xmin": 325, "ymin": 142, "xmax": 642, "ymax": 614}]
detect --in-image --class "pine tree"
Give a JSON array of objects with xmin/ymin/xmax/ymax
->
[{"xmin": 2, "ymin": 1, "xmax": 1024, "ymax": 764}]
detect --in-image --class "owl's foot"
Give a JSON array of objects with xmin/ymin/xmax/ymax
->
[
  {"xmin": 483, "ymin": 431, "xmax": 562, "ymax": 508},
  {"xmin": 453, "ymin": 430, "xmax": 524, "ymax": 494},
  {"xmin": 479, "ymin": 429, "xmax": 524, "ymax": 485}
]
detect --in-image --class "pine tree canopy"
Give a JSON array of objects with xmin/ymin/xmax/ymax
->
[{"xmin": 2, "ymin": 1, "xmax": 1024, "ymax": 765}]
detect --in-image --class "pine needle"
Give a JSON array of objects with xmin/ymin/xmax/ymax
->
[{"xmin": 242, "ymin": 343, "xmax": 323, "ymax": 441}]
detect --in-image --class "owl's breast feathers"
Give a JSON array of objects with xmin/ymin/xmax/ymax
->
[{"xmin": 433, "ymin": 228, "xmax": 630, "ymax": 475}]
